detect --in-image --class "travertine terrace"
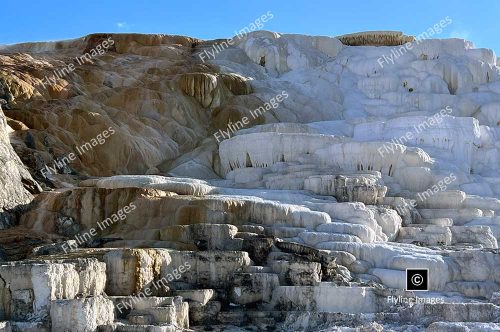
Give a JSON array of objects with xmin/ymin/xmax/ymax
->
[{"xmin": 0, "ymin": 30, "xmax": 499, "ymax": 331}]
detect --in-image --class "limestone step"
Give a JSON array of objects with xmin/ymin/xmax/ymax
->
[
  {"xmin": 397, "ymin": 225, "xmax": 498, "ymax": 248},
  {"xmin": 128, "ymin": 299, "xmax": 189, "ymax": 328},
  {"xmin": 196, "ymin": 310, "xmax": 284, "ymax": 329},
  {"xmin": 427, "ymin": 322, "xmax": 500, "ymax": 332},
  {"xmin": 110, "ymin": 296, "xmax": 186, "ymax": 326},
  {"xmin": 102, "ymin": 239, "xmax": 197, "ymax": 250},
  {"xmin": 100, "ymin": 321, "xmax": 178, "ymax": 332},
  {"xmin": 445, "ymin": 281, "xmax": 500, "ymax": 299},
  {"xmin": 406, "ymin": 223, "xmax": 450, "ymax": 228},
  {"xmin": 281, "ymin": 312, "xmax": 398, "ymax": 331},
  {"xmin": 271, "ymin": 260, "xmax": 322, "ymax": 286},
  {"xmin": 237, "ymin": 224, "xmax": 265, "ymax": 234},
  {"xmin": 369, "ymin": 268, "xmax": 405, "ymax": 289},
  {"xmin": 130, "ymin": 307, "xmax": 176, "ymax": 325},
  {"xmin": 127, "ymin": 313, "xmax": 154, "ymax": 325},
  {"xmin": 418, "ymin": 208, "xmax": 483, "ymax": 225},
  {"xmin": 0, "ymin": 260, "xmax": 107, "ymax": 321},
  {"xmin": 401, "ymin": 303, "xmax": 500, "ymax": 324},
  {"xmin": 314, "ymin": 249, "xmax": 355, "ymax": 266},
  {"xmin": 450, "ymin": 226, "xmax": 498, "ymax": 248},
  {"xmin": 419, "ymin": 218, "xmax": 453, "ymax": 226},
  {"xmin": 396, "ymin": 226, "xmax": 452, "ymax": 246},
  {"xmin": 172, "ymin": 289, "xmax": 215, "ymax": 305},
  {"xmin": 234, "ymin": 232, "xmax": 260, "ymax": 239},
  {"xmin": 31, "ymin": 240, "xmax": 79, "ymax": 256},
  {"xmin": 110, "ymin": 296, "xmax": 180, "ymax": 312},
  {"xmin": 230, "ymin": 272, "xmax": 280, "ymax": 304},
  {"xmin": 315, "ymin": 222, "xmax": 376, "ymax": 243},
  {"xmin": 70, "ymin": 248, "xmax": 239, "ymax": 297},
  {"xmin": 50, "ymin": 297, "xmax": 115, "ymax": 331},
  {"xmin": 242, "ymin": 265, "xmax": 273, "ymax": 273},
  {"xmin": 304, "ymin": 173, "xmax": 386, "ymax": 204},
  {"xmin": 271, "ymin": 284, "xmax": 379, "ymax": 313},
  {"xmin": 159, "ymin": 224, "xmax": 238, "ymax": 250},
  {"xmin": 298, "ymin": 232, "xmax": 363, "ymax": 246}
]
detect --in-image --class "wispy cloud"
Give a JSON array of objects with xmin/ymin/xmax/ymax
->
[
  {"xmin": 116, "ymin": 22, "xmax": 131, "ymax": 30},
  {"xmin": 449, "ymin": 30, "xmax": 471, "ymax": 40}
]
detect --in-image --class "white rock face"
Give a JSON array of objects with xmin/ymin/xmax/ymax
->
[
  {"xmin": 50, "ymin": 297, "xmax": 114, "ymax": 332},
  {"xmin": 0, "ymin": 259, "xmax": 106, "ymax": 321},
  {"xmin": 94, "ymin": 175, "xmax": 215, "ymax": 196},
  {"xmin": 0, "ymin": 107, "xmax": 39, "ymax": 227}
]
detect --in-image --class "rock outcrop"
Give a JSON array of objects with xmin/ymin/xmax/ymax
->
[{"xmin": 0, "ymin": 105, "xmax": 39, "ymax": 228}]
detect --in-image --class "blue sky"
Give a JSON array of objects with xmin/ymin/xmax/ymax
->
[{"xmin": 2, "ymin": 0, "xmax": 499, "ymax": 54}]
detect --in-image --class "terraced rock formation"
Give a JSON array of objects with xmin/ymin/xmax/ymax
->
[{"xmin": 0, "ymin": 30, "xmax": 499, "ymax": 331}]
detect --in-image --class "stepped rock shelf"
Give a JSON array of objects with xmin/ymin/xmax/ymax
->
[{"xmin": 0, "ymin": 30, "xmax": 499, "ymax": 331}]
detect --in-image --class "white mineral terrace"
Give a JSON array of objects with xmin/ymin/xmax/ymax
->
[{"xmin": 0, "ymin": 30, "xmax": 499, "ymax": 331}]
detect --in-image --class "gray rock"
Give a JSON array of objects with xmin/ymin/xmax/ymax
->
[
  {"xmin": 189, "ymin": 300, "xmax": 221, "ymax": 325},
  {"xmin": 0, "ymin": 106, "xmax": 40, "ymax": 227},
  {"xmin": 230, "ymin": 272, "xmax": 280, "ymax": 304}
]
